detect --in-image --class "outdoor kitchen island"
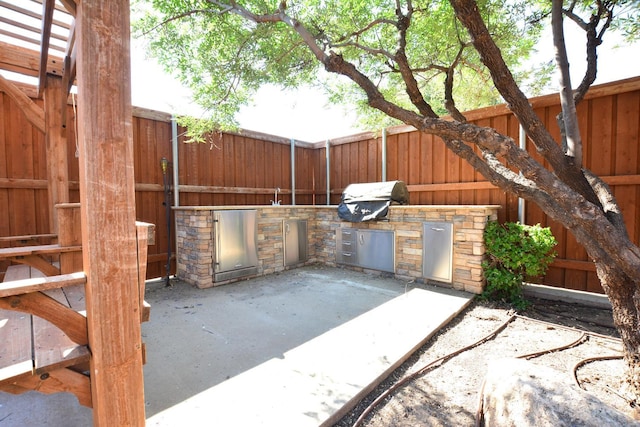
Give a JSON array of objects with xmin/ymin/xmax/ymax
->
[{"xmin": 174, "ymin": 205, "xmax": 500, "ymax": 293}]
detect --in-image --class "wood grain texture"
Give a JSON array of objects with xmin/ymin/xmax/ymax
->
[
  {"xmin": 44, "ymin": 75, "xmax": 70, "ymax": 234},
  {"xmin": 76, "ymin": 0, "xmax": 146, "ymax": 423}
]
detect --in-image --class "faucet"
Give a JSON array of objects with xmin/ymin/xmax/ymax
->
[{"xmin": 271, "ymin": 187, "xmax": 281, "ymax": 205}]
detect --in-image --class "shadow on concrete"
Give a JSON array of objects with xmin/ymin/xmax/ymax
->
[
  {"xmin": 142, "ymin": 265, "xmax": 409, "ymax": 417},
  {"xmin": 0, "ymin": 265, "xmax": 472, "ymax": 426}
]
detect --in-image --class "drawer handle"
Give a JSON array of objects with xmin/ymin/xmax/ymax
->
[{"xmin": 431, "ymin": 227, "xmax": 445, "ymax": 232}]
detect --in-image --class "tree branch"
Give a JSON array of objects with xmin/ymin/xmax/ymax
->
[
  {"xmin": 143, "ymin": 8, "xmax": 228, "ymax": 35},
  {"xmin": 332, "ymin": 18, "xmax": 397, "ymax": 44},
  {"xmin": 552, "ymin": 0, "xmax": 583, "ymax": 169},
  {"xmin": 449, "ymin": 0, "xmax": 601, "ymax": 208},
  {"xmin": 572, "ymin": 1, "xmax": 613, "ymax": 104},
  {"xmin": 393, "ymin": 4, "xmax": 439, "ymax": 118},
  {"xmin": 443, "ymin": 44, "xmax": 468, "ymax": 122},
  {"xmin": 329, "ymin": 41, "xmax": 394, "ymax": 59}
]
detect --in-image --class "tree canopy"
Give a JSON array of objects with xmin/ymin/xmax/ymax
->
[{"xmin": 134, "ymin": 0, "xmax": 558, "ymax": 131}]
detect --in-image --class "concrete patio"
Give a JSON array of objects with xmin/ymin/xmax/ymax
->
[{"xmin": 0, "ymin": 265, "xmax": 473, "ymax": 426}]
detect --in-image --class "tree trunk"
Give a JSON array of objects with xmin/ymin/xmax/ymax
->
[{"xmin": 596, "ymin": 260, "xmax": 640, "ymax": 409}]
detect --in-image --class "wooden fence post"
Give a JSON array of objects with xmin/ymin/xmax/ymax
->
[
  {"xmin": 76, "ymin": 1, "xmax": 145, "ymax": 425},
  {"xmin": 43, "ymin": 75, "xmax": 69, "ymax": 233}
]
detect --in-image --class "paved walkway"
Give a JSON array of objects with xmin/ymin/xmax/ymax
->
[{"xmin": 0, "ymin": 266, "xmax": 473, "ymax": 426}]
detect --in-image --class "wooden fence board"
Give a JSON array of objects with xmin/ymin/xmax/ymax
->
[
  {"xmin": 246, "ymin": 138, "xmax": 258, "ymax": 205},
  {"xmin": 418, "ymin": 133, "xmax": 433, "ymax": 205},
  {"xmin": 366, "ymin": 138, "xmax": 378, "ymax": 182},
  {"xmin": 2, "ymin": 78, "xmax": 639, "ymax": 291},
  {"xmin": 587, "ymin": 96, "xmax": 614, "ymax": 175},
  {"xmin": 615, "ymin": 93, "xmax": 639, "ymax": 174},
  {"xmin": 280, "ymin": 142, "xmax": 291, "ymax": 204},
  {"xmin": 348, "ymin": 140, "xmax": 358, "ymax": 185}
]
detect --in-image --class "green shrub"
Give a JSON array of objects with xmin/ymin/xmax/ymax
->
[{"xmin": 481, "ymin": 221, "xmax": 557, "ymax": 309}]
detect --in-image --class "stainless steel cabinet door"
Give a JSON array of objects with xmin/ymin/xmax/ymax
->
[
  {"xmin": 214, "ymin": 210, "xmax": 258, "ymax": 273},
  {"xmin": 423, "ymin": 222, "xmax": 453, "ymax": 283},
  {"xmin": 356, "ymin": 230, "xmax": 395, "ymax": 273},
  {"xmin": 284, "ymin": 219, "xmax": 308, "ymax": 266}
]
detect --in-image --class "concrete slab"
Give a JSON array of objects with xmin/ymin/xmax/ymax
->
[{"xmin": 0, "ymin": 266, "xmax": 472, "ymax": 426}]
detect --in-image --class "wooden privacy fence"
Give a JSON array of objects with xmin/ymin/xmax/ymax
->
[{"xmin": 1, "ymin": 77, "xmax": 639, "ymax": 293}]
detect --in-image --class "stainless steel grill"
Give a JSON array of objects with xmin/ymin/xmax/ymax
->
[{"xmin": 337, "ymin": 181, "xmax": 409, "ymax": 222}]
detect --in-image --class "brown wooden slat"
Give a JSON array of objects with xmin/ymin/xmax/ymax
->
[
  {"xmin": 0, "ymin": 290, "xmax": 87, "ymax": 345},
  {"xmin": 8, "ymin": 367, "xmax": 91, "ymax": 407},
  {"xmin": 0, "ymin": 305, "xmax": 32, "ymax": 382},
  {"xmin": 32, "ymin": 287, "xmax": 89, "ymax": 371},
  {"xmin": 386, "ymin": 133, "xmax": 398, "ymax": 182},
  {"xmin": 0, "ymin": 271, "xmax": 85, "ymax": 298},
  {"xmin": 0, "ymin": 173, "xmax": 592, "ymax": 196},
  {"xmin": 0, "ymin": 243, "xmax": 81, "ymax": 257},
  {"xmin": 56, "ymin": 0, "xmax": 77, "ymax": 17},
  {"xmin": 0, "ymin": 233, "xmax": 57, "ymax": 243},
  {"xmin": 0, "ymin": 1, "xmax": 71, "ymax": 30},
  {"xmin": 0, "ymin": 265, "xmax": 36, "ymax": 382},
  {"xmin": 0, "ymin": 41, "xmax": 64, "ymax": 77},
  {"xmin": 0, "ymin": 75, "xmax": 45, "ymax": 133},
  {"xmin": 0, "ymin": 16, "xmax": 66, "ymax": 44}
]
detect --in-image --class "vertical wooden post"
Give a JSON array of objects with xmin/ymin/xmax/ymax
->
[
  {"xmin": 57, "ymin": 202, "xmax": 82, "ymax": 274},
  {"xmin": 43, "ymin": 74, "xmax": 69, "ymax": 233},
  {"xmin": 76, "ymin": 1, "xmax": 145, "ymax": 425}
]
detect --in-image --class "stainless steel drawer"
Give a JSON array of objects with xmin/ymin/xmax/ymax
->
[
  {"xmin": 336, "ymin": 228, "xmax": 357, "ymax": 265},
  {"xmin": 336, "ymin": 228, "xmax": 395, "ymax": 272}
]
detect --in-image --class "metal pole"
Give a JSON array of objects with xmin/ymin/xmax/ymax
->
[
  {"xmin": 518, "ymin": 123, "xmax": 526, "ymax": 224},
  {"xmin": 160, "ymin": 157, "xmax": 172, "ymax": 286},
  {"xmin": 171, "ymin": 116, "xmax": 180, "ymax": 207},
  {"xmin": 290, "ymin": 138, "xmax": 296, "ymax": 205},
  {"xmin": 381, "ymin": 128, "xmax": 387, "ymax": 182},
  {"xmin": 325, "ymin": 139, "xmax": 331, "ymax": 205}
]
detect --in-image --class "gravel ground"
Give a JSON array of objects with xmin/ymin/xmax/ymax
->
[{"xmin": 333, "ymin": 297, "xmax": 633, "ymax": 426}]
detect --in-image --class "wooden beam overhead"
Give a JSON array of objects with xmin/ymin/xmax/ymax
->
[
  {"xmin": 0, "ymin": 41, "xmax": 64, "ymax": 77},
  {"xmin": 0, "ymin": 0, "xmax": 72, "ymax": 84},
  {"xmin": 0, "ymin": 16, "xmax": 68, "ymax": 43},
  {"xmin": 62, "ymin": 21, "xmax": 76, "ymax": 95},
  {"xmin": 57, "ymin": 0, "xmax": 77, "ymax": 17},
  {"xmin": 0, "ymin": 1, "xmax": 72, "ymax": 29},
  {"xmin": 37, "ymin": 0, "xmax": 56, "ymax": 98},
  {"xmin": 0, "ymin": 28, "xmax": 65, "ymax": 53}
]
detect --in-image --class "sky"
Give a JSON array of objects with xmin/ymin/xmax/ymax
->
[
  {"xmin": 129, "ymin": 24, "xmax": 640, "ymax": 143},
  {"xmin": 130, "ymin": 37, "xmax": 361, "ymax": 142}
]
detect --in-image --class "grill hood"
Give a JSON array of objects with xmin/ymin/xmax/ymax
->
[{"xmin": 337, "ymin": 181, "xmax": 409, "ymax": 222}]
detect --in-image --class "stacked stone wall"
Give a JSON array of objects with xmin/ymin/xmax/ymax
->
[
  {"xmin": 174, "ymin": 205, "xmax": 499, "ymax": 293},
  {"xmin": 175, "ymin": 209, "xmax": 214, "ymax": 288}
]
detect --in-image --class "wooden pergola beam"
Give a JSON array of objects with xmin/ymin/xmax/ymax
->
[
  {"xmin": 0, "ymin": 73, "xmax": 45, "ymax": 133},
  {"xmin": 0, "ymin": 1, "xmax": 72, "ymax": 29},
  {"xmin": 0, "ymin": 41, "xmax": 64, "ymax": 77},
  {"xmin": 37, "ymin": 0, "xmax": 56, "ymax": 98},
  {"xmin": 58, "ymin": 0, "xmax": 77, "ymax": 17},
  {"xmin": 76, "ymin": 0, "xmax": 146, "ymax": 424}
]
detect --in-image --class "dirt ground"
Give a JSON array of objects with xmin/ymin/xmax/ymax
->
[{"xmin": 334, "ymin": 297, "xmax": 633, "ymax": 426}]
